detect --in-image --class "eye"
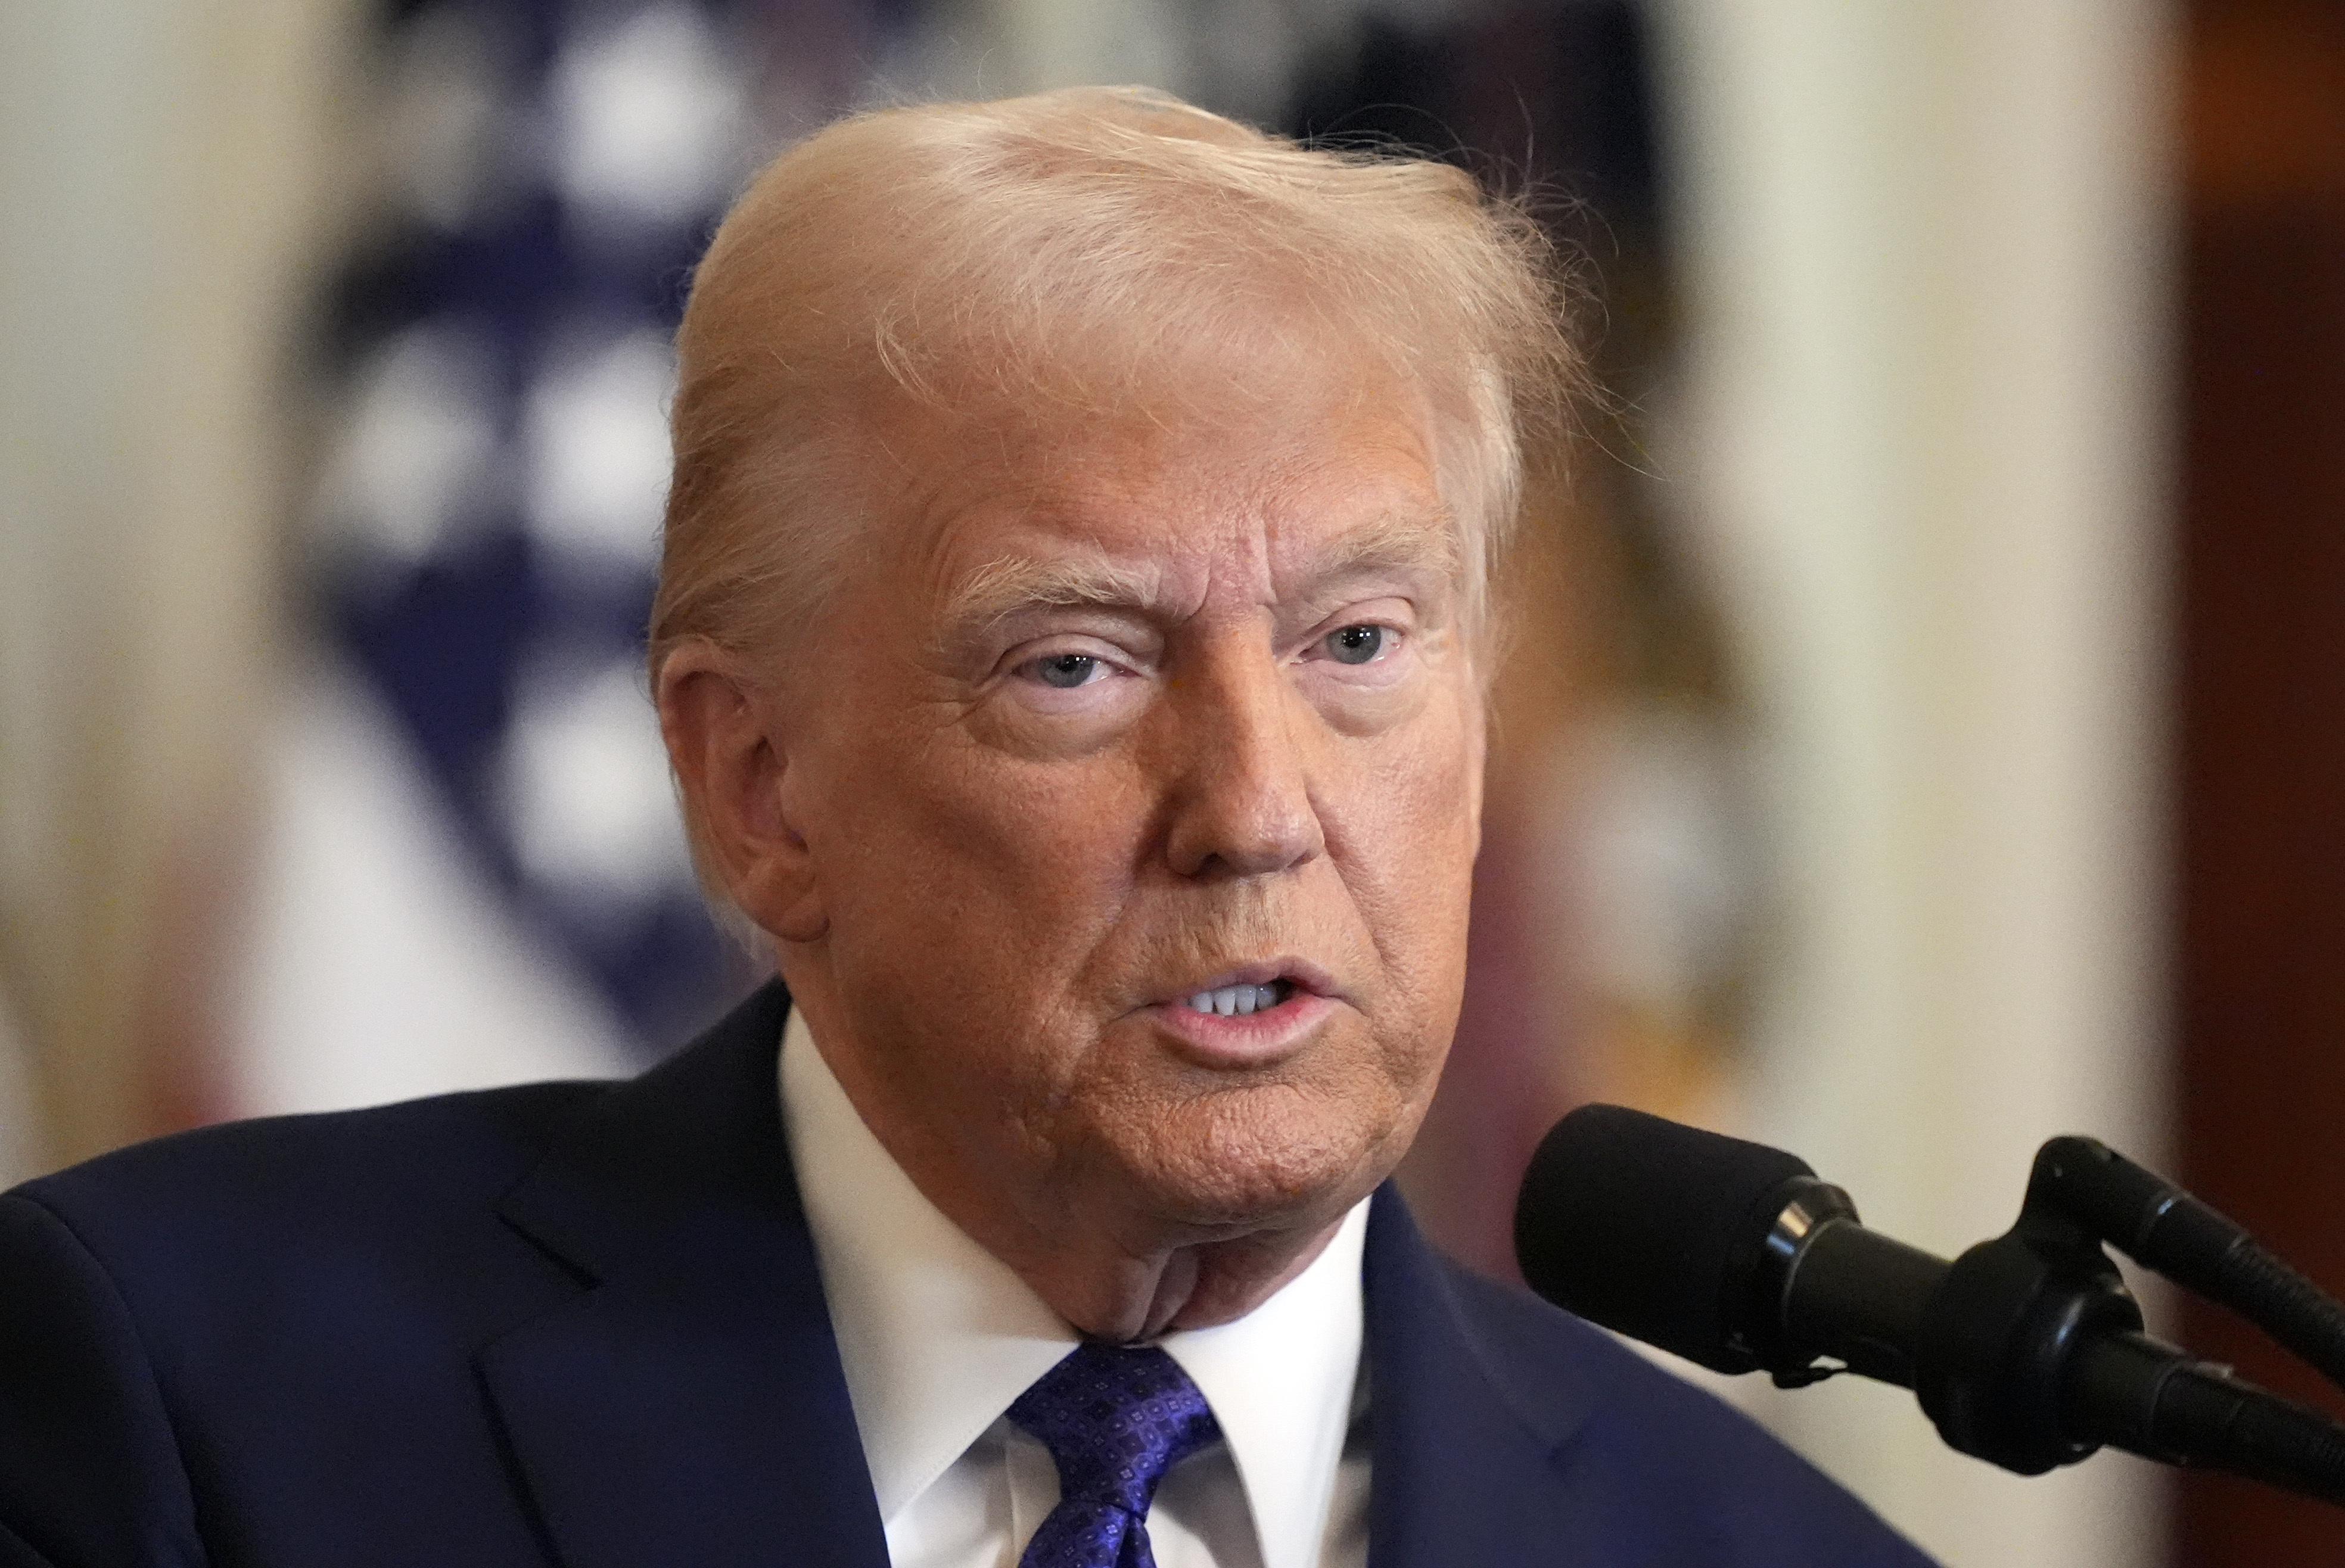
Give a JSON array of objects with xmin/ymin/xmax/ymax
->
[
  {"xmin": 1029, "ymin": 652, "xmax": 1103, "ymax": 689},
  {"xmin": 1323, "ymin": 624, "xmax": 1388, "ymax": 665}
]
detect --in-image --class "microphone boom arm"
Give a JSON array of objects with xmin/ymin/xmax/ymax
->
[
  {"xmin": 1515, "ymin": 1105, "xmax": 2345, "ymax": 1509},
  {"xmin": 1770, "ymin": 1159, "xmax": 2345, "ymax": 1501}
]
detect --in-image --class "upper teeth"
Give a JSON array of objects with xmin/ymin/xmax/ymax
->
[{"xmin": 1187, "ymin": 983, "xmax": 1283, "ymax": 1017}]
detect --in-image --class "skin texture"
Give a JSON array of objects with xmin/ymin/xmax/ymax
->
[{"xmin": 660, "ymin": 350, "xmax": 1486, "ymax": 1341}]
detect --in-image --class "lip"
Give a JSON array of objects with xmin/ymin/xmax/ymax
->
[
  {"xmin": 1142, "ymin": 957, "xmax": 1345, "ymax": 1069},
  {"xmin": 1161, "ymin": 956, "xmax": 1341, "ymax": 1003}
]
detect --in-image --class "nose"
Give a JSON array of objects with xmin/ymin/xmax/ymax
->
[{"xmin": 1162, "ymin": 652, "xmax": 1326, "ymax": 881}]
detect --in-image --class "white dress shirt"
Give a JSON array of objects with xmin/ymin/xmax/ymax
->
[{"xmin": 779, "ymin": 1009, "xmax": 1371, "ymax": 1568}]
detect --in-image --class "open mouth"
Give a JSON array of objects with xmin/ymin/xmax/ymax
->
[
  {"xmin": 1180, "ymin": 979, "xmax": 1296, "ymax": 1018},
  {"xmin": 1151, "ymin": 964, "xmax": 1335, "ymax": 1064}
]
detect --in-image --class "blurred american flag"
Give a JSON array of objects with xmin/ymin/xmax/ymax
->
[{"xmin": 231, "ymin": 0, "xmax": 898, "ymax": 1112}]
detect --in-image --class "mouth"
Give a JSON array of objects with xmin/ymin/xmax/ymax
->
[
  {"xmin": 1179, "ymin": 978, "xmax": 1298, "ymax": 1018},
  {"xmin": 1144, "ymin": 960, "xmax": 1341, "ymax": 1067}
]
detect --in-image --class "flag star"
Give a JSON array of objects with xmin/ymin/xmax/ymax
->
[
  {"xmin": 378, "ymin": 1, "xmax": 511, "ymax": 232},
  {"xmin": 523, "ymin": 323, "xmax": 675, "ymax": 582},
  {"xmin": 499, "ymin": 654, "xmax": 695, "ymax": 931},
  {"xmin": 548, "ymin": 2, "xmax": 747, "ymax": 239},
  {"xmin": 322, "ymin": 318, "xmax": 503, "ymax": 575}
]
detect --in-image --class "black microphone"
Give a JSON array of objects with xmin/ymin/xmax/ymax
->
[
  {"xmin": 1513, "ymin": 1100, "xmax": 1935, "ymax": 1382},
  {"xmin": 1514, "ymin": 1104, "xmax": 2345, "ymax": 1506}
]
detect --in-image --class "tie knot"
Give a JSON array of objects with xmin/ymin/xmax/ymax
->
[{"xmin": 1008, "ymin": 1343, "xmax": 1222, "ymax": 1522}]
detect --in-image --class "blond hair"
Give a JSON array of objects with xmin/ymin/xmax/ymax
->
[{"xmin": 648, "ymin": 85, "xmax": 1579, "ymax": 681}]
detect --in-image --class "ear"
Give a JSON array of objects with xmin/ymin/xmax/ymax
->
[{"xmin": 655, "ymin": 638, "xmax": 828, "ymax": 942}]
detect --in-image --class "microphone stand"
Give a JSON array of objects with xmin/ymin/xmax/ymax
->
[
  {"xmin": 1777, "ymin": 1138, "xmax": 2345, "ymax": 1506},
  {"xmin": 2030, "ymin": 1134, "xmax": 2345, "ymax": 1397}
]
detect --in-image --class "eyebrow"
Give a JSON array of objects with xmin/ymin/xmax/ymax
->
[
  {"xmin": 939, "ymin": 553, "xmax": 1168, "ymax": 630},
  {"xmin": 1304, "ymin": 509, "xmax": 1462, "ymax": 596},
  {"xmin": 937, "ymin": 509, "xmax": 1462, "ymax": 631}
]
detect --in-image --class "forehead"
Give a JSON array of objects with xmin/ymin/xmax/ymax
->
[{"xmin": 866, "ymin": 357, "xmax": 1456, "ymax": 601}]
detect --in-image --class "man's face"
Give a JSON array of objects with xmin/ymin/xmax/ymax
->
[{"xmin": 764, "ymin": 351, "xmax": 1486, "ymax": 1274}]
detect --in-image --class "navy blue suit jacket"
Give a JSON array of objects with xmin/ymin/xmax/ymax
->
[{"xmin": 0, "ymin": 982, "xmax": 1935, "ymax": 1566}]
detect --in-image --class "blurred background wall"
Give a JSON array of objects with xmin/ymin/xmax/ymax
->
[
  {"xmin": 11, "ymin": 0, "xmax": 2343, "ymax": 1563},
  {"xmin": 2172, "ymin": 2, "xmax": 2345, "ymax": 1560}
]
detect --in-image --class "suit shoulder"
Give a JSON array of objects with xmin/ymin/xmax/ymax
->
[
  {"xmin": 1436, "ymin": 1260, "xmax": 1939, "ymax": 1566},
  {"xmin": 7, "ymin": 1078, "xmax": 616, "ymax": 1255},
  {"xmin": 0, "ymin": 1078, "xmax": 639, "ymax": 1560}
]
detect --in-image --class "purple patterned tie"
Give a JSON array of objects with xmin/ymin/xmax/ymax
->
[{"xmin": 1007, "ymin": 1343, "xmax": 1224, "ymax": 1568}]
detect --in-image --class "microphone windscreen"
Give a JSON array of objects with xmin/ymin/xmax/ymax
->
[{"xmin": 1513, "ymin": 1103, "xmax": 1815, "ymax": 1373}]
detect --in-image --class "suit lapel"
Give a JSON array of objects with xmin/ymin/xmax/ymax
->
[
  {"xmin": 474, "ymin": 992, "xmax": 1628, "ymax": 1568},
  {"xmin": 478, "ymin": 982, "xmax": 890, "ymax": 1568},
  {"xmin": 1361, "ymin": 1188, "xmax": 1600, "ymax": 1568}
]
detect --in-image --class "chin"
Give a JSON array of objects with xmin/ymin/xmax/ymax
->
[{"xmin": 1112, "ymin": 1090, "xmax": 1404, "ymax": 1236}]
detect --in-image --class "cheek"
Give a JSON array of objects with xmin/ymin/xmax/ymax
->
[
  {"xmin": 813, "ymin": 722, "xmax": 1148, "ymax": 1021},
  {"xmin": 1337, "ymin": 690, "xmax": 1483, "ymax": 894},
  {"xmin": 1331, "ymin": 699, "xmax": 1483, "ymax": 1032},
  {"xmin": 918, "ymin": 742, "xmax": 1153, "ymax": 932}
]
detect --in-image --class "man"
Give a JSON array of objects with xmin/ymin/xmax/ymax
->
[{"xmin": 0, "ymin": 88, "xmax": 1935, "ymax": 1566}]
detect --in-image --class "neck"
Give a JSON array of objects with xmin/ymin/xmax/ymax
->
[
  {"xmin": 871, "ymin": 1110, "xmax": 1360, "ymax": 1340},
  {"xmin": 1007, "ymin": 1212, "xmax": 1349, "ymax": 1342}
]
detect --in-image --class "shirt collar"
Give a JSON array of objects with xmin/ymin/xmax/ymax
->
[{"xmin": 779, "ymin": 1007, "xmax": 1367, "ymax": 1568}]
